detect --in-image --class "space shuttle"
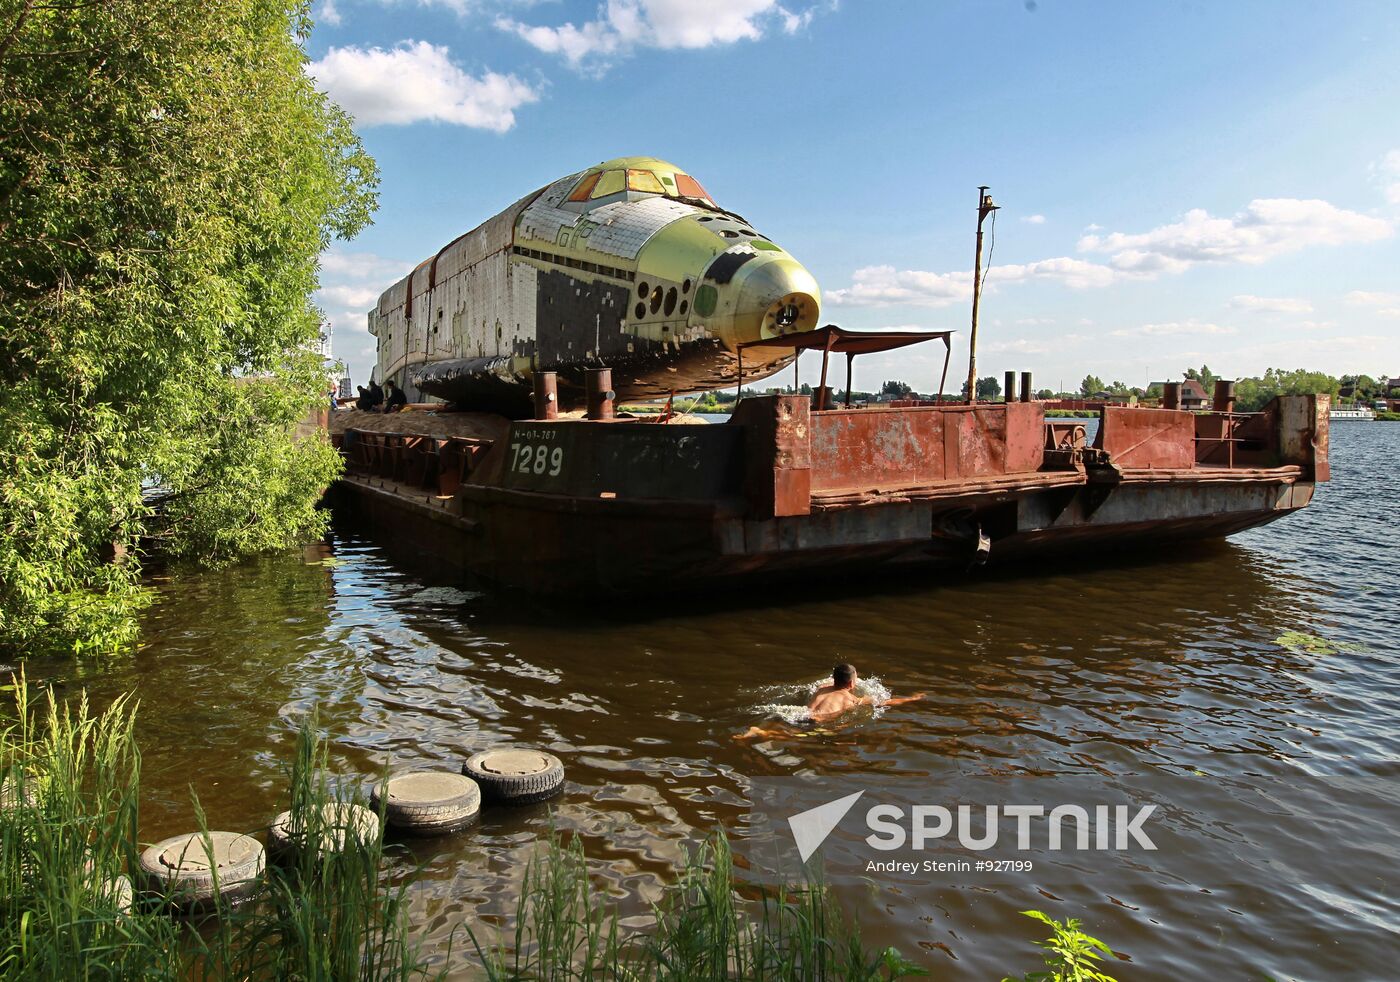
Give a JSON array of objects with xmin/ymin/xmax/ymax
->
[{"xmin": 366, "ymin": 156, "xmax": 821, "ymax": 414}]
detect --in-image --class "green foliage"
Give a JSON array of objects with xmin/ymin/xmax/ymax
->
[
  {"xmin": 1002, "ymin": 910, "xmax": 1118, "ymax": 982},
  {"xmin": 881, "ymin": 379, "xmax": 913, "ymax": 397},
  {"xmin": 1231, "ymin": 368, "xmax": 1341, "ymax": 412},
  {"xmin": 962, "ymin": 376, "xmax": 1001, "ymax": 400},
  {"xmin": 1274, "ymin": 631, "xmax": 1364, "ymax": 656},
  {"xmin": 0, "ymin": 0, "xmax": 377, "ymax": 655},
  {"xmin": 1184, "ymin": 364, "xmax": 1217, "ymax": 389},
  {"xmin": 1079, "ymin": 375, "xmax": 1105, "ymax": 398},
  {"xmin": 470, "ymin": 830, "xmax": 925, "ymax": 980}
]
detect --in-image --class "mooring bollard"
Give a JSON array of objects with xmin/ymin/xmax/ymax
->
[
  {"xmin": 462, "ymin": 748, "xmax": 565, "ymax": 805},
  {"xmin": 1213, "ymin": 379, "xmax": 1236, "ymax": 413},
  {"xmin": 532, "ymin": 371, "xmax": 559, "ymax": 420},
  {"xmin": 370, "ymin": 770, "xmax": 480, "ymax": 835},
  {"xmin": 1021, "ymin": 371, "xmax": 1033, "ymax": 402},
  {"xmin": 585, "ymin": 368, "xmax": 615, "ymax": 420},
  {"xmin": 1163, "ymin": 381, "xmax": 1183, "ymax": 410},
  {"xmin": 1004, "ymin": 371, "xmax": 1017, "ymax": 404}
]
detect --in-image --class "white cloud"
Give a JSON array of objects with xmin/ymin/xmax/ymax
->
[
  {"xmin": 496, "ymin": 0, "xmax": 821, "ymax": 68},
  {"xmin": 1079, "ymin": 199, "xmax": 1392, "ymax": 274},
  {"xmin": 307, "ymin": 41, "xmax": 538, "ymax": 131},
  {"xmin": 1344, "ymin": 290, "xmax": 1400, "ymax": 306},
  {"xmin": 1109, "ymin": 319, "xmax": 1237, "ymax": 338},
  {"xmin": 316, "ymin": 250, "xmax": 414, "ymax": 381},
  {"xmin": 1373, "ymin": 149, "xmax": 1400, "ymax": 206},
  {"xmin": 1228, "ymin": 294, "xmax": 1313, "ymax": 314},
  {"xmin": 316, "ymin": 0, "xmax": 341, "ymax": 26},
  {"xmin": 1021, "ymin": 214, "xmax": 1047, "ymax": 225},
  {"xmin": 825, "ymin": 265, "xmax": 972, "ymax": 308},
  {"xmin": 827, "ymin": 256, "xmax": 1116, "ymax": 307}
]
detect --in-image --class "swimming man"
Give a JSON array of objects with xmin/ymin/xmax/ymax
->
[{"xmin": 734, "ymin": 663, "xmax": 924, "ymax": 740}]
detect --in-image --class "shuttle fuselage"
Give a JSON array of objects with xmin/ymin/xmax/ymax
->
[{"xmin": 367, "ymin": 156, "xmax": 820, "ymax": 414}]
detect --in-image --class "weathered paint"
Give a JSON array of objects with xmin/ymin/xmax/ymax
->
[
  {"xmin": 367, "ymin": 157, "xmax": 821, "ymax": 413},
  {"xmin": 329, "ymin": 391, "xmax": 1329, "ymax": 594}
]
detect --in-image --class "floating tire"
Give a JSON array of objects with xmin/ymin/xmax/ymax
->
[
  {"xmin": 138, "ymin": 831, "xmax": 264, "ymax": 910},
  {"xmin": 370, "ymin": 770, "xmax": 480, "ymax": 835},
  {"xmin": 268, "ymin": 802, "xmax": 379, "ymax": 859},
  {"xmin": 461, "ymin": 749, "xmax": 565, "ymax": 805}
]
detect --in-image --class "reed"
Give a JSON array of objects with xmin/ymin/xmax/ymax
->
[
  {"xmin": 0, "ymin": 679, "xmax": 425, "ymax": 980},
  {"xmin": 468, "ymin": 830, "xmax": 927, "ymax": 981},
  {"xmin": 0, "ymin": 675, "xmax": 184, "ymax": 978},
  {"xmin": 188, "ymin": 708, "xmax": 424, "ymax": 981}
]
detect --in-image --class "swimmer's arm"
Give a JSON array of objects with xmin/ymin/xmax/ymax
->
[{"xmin": 881, "ymin": 692, "xmax": 926, "ymax": 707}]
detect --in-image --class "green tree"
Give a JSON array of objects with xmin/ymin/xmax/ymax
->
[
  {"xmin": 881, "ymin": 379, "xmax": 913, "ymax": 397},
  {"xmin": 1184, "ymin": 364, "xmax": 1217, "ymax": 389},
  {"xmin": 0, "ymin": 1, "xmax": 378, "ymax": 654},
  {"xmin": 1079, "ymin": 375, "xmax": 1106, "ymax": 397}
]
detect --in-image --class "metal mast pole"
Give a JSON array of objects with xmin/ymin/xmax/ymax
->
[{"xmin": 966, "ymin": 186, "xmax": 999, "ymax": 403}]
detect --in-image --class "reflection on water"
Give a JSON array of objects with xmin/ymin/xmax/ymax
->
[{"xmin": 20, "ymin": 424, "xmax": 1400, "ymax": 980}]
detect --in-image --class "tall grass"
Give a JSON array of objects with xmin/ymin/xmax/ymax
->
[
  {"xmin": 0, "ymin": 677, "xmax": 424, "ymax": 980},
  {"xmin": 469, "ymin": 831, "xmax": 927, "ymax": 981},
  {"xmin": 0, "ymin": 677, "xmax": 183, "ymax": 977},
  {"xmin": 190, "ymin": 706, "xmax": 423, "ymax": 981}
]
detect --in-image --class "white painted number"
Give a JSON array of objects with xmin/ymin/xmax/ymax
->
[{"xmin": 509, "ymin": 442, "xmax": 564, "ymax": 478}]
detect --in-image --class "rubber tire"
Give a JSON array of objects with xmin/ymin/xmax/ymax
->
[
  {"xmin": 370, "ymin": 770, "xmax": 480, "ymax": 835},
  {"xmin": 462, "ymin": 749, "xmax": 565, "ymax": 805},
  {"xmin": 268, "ymin": 802, "xmax": 379, "ymax": 859},
  {"xmin": 139, "ymin": 831, "xmax": 264, "ymax": 911}
]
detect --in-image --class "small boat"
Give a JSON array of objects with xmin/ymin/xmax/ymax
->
[{"xmin": 1329, "ymin": 406, "xmax": 1375, "ymax": 421}]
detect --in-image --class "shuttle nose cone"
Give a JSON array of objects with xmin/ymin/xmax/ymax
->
[{"xmin": 726, "ymin": 255, "xmax": 821, "ymax": 346}]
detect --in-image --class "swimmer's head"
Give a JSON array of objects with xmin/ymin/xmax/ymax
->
[{"xmin": 833, "ymin": 663, "xmax": 856, "ymax": 689}]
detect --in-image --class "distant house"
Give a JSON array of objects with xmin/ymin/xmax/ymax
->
[
  {"xmin": 1386, "ymin": 377, "xmax": 1400, "ymax": 412},
  {"xmin": 1151, "ymin": 379, "xmax": 1210, "ymax": 410}
]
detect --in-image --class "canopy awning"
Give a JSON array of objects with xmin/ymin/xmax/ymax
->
[
  {"xmin": 737, "ymin": 325, "xmax": 954, "ymax": 355},
  {"xmin": 736, "ymin": 325, "xmax": 956, "ymax": 410}
]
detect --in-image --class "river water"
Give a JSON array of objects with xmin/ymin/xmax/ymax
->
[{"xmin": 22, "ymin": 422, "xmax": 1399, "ymax": 980}]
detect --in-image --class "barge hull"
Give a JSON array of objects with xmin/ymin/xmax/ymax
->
[{"xmin": 329, "ymin": 393, "xmax": 1327, "ymax": 594}]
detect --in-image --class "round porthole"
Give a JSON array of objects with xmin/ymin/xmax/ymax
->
[
  {"xmin": 679, "ymin": 300, "xmax": 689, "ymax": 315},
  {"xmin": 740, "ymin": 229, "xmax": 754, "ymax": 236},
  {"xmin": 721, "ymin": 229, "xmax": 739, "ymax": 238},
  {"xmin": 698, "ymin": 216, "xmax": 714, "ymax": 222},
  {"xmin": 663, "ymin": 287, "xmax": 677, "ymax": 316},
  {"xmin": 650, "ymin": 287, "xmax": 663, "ymax": 314},
  {"xmin": 638, "ymin": 282, "xmax": 649, "ymax": 298},
  {"xmin": 682, "ymin": 279, "xmax": 692, "ymax": 293},
  {"xmin": 634, "ymin": 302, "xmax": 645, "ymax": 319}
]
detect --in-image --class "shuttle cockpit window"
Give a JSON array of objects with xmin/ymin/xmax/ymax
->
[
  {"xmin": 626, "ymin": 169, "xmax": 666, "ymax": 194},
  {"xmin": 590, "ymin": 169, "xmax": 626, "ymax": 198}
]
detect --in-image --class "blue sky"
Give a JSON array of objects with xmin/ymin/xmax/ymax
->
[{"xmin": 308, "ymin": 0, "xmax": 1400, "ymax": 394}]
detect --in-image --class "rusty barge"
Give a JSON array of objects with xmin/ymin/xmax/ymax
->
[{"xmin": 328, "ymin": 328, "xmax": 1329, "ymax": 593}]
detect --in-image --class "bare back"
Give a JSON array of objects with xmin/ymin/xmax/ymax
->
[{"xmin": 807, "ymin": 684, "xmax": 870, "ymax": 720}]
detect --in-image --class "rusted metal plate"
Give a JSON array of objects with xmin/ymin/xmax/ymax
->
[
  {"xmin": 731, "ymin": 395, "xmax": 812, "ymax": 518},
  {"xmin": 1276, "ymin": 394, "xmax": 1329, "ymax": 481},
  {"xmin": 809, "ymin": 407, "xmax": 947, "ymax": 491},
  {"xmin": 1098, "ymin": 406, "xmax": 1195, "ymax": 469}
]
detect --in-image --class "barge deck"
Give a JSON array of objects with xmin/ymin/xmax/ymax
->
[{"xmin": 327, "ymin": 388, "xmax": 1328, "ymax": 594}]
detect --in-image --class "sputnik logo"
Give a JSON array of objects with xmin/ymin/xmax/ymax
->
[{"xmin": 787, "ymin": 790, "xmax": 864, "ymax": 862}]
